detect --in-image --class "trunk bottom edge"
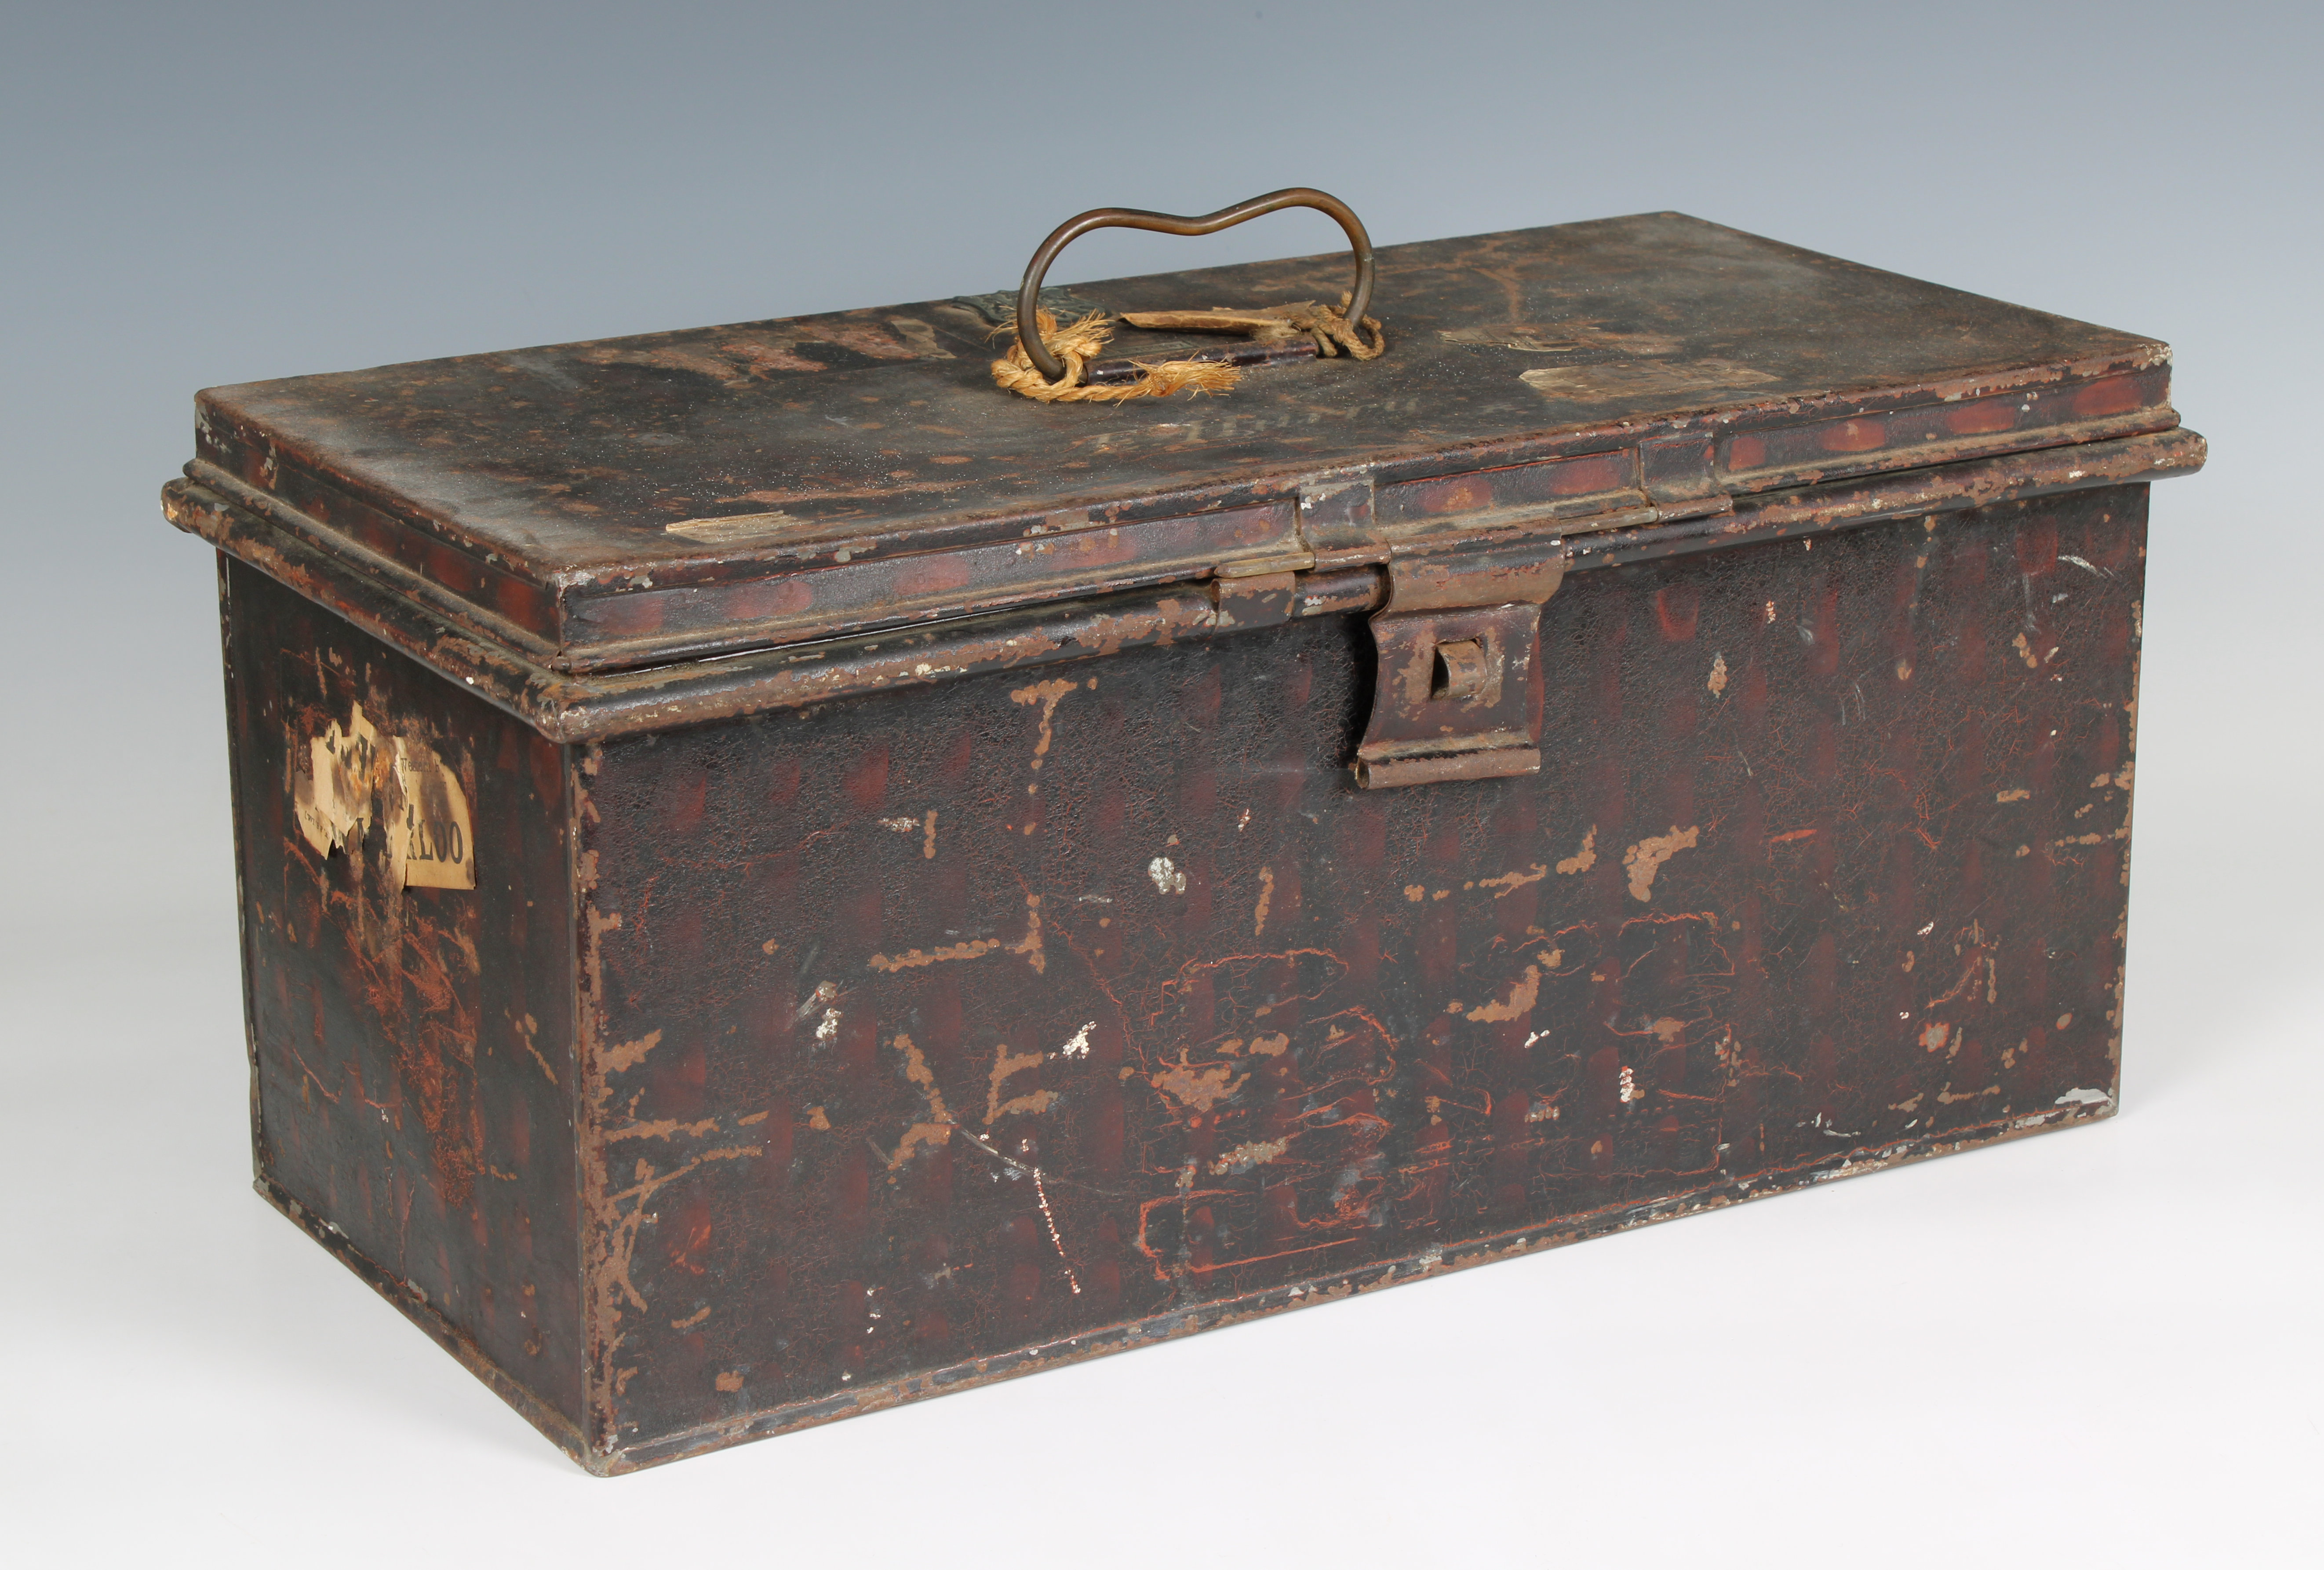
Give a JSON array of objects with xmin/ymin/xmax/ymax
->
[{"xmin": 598, "ymin": 1098, "xmax": 2112, "ymax": 1475}]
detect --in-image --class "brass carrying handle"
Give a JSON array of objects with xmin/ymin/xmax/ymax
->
[{"xmin": 1014, "ymin": 187, "xmax": 1375, "ymax": 386}]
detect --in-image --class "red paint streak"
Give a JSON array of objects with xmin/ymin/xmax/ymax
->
[
  {"xmin": 1413, "ymin": 473, "xmax": 1495, "ymax": 514},
  {"xmin": 1088, "ymin": 1088, "xmax": 1125, "ymax": 1175},
  {"xmin": 667, "ymin": 1193, "xmax": 713, "ymax": 1276},
  {"xmin": 2070, "ymin": 375, "xmax": 2146, "ymax": 418},
  {"xmin": 1550, "ymin": 453, "xmax": 1631, "ymax": 495},
  {"xmin": 1806, "ymin": 575, "xmax": 1840, "ymax": 681},
  {"xmin": 1811, "ymin": 715, "xmax": 1839, "ymax": 781},
  {"xmin": 724, "ymin": 574, "xmax": 815, "ymax": 621},
  {"xmin": 1944, "ymin": 398, "xmax": 2018, "ymax": 436},
  {"xmin": 1337, "ymin": 800, "xmax": 1387, "ymax": 870},
  {"xmin": 1806, "ymin": 932, "xmax": 1838, "ymax": 1014},
  {"xmin": 838, "ymin": 1008, "xmax": 877, "ymax": 1077},
  {"xmin": 1819, "ymin": 418, "xmax": 1887, "ymax": 453},
  {"xmin": 758, "ymin": 1097, "xmax": 792, "ymax": 1197},
  {"xmin": 1654, "ymin": 583, "xmax": 1701, "ymax": 642},
  {"xmin": 1737, "ymin": 658, "xmax": 1768, "ymax": 723},
  {"xmin": 577, "ymin": 588, "xmax": 666, "ymax": 637},
  {"xmin": 2016, "ymin": 516, "xmax": 2059, "ymax": 577},
  {"xmin": 889, "ymin": 552, "xmax": 977, "ymax": 597},
  {"xmin": 656, "ymin": 1037, "xmax": 707, "ymax": 1118},
  {"xmin": 833, "ymin": 1147, "xmax": 871, "ymax": 1236},
  {"xmin": 766, "ymin": 755, "xmax": 802, "ymax": 811},
  {"xmin": 841, "ymin": 882, "xmax": 883, "ymax": 951},
  {"xmin": 1809, "ymin": 1033, "xmax": 1838, "ymax": 1123},
  {"xmin": 843, "ymin": 744, "xmax": 889, "ymax": 813}
]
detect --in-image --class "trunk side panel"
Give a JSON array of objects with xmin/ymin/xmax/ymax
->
[{"xmin": 225, "ymin": 561, "xmax": 586, "ymax": 1429}]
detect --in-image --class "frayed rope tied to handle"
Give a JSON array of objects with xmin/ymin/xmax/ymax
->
[
  {"xmin": 989, "ymin": 311, "xmax": 1238, "ymax": 403},
  {"xmin": 990, "ymin": 295, "xmax": 1387, "ymax": 404}
]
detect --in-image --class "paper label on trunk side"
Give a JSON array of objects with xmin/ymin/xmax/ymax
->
[{"xmin": 291, "ymin": 702, "xmax": 475, "ymax": 890}]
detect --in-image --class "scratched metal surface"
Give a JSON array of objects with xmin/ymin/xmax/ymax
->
[
  {"xmin": 186, "ymin": 213, "xmax": 2168, "ymax": 672},
  {"xmin": 549, "ymin": 486, "xmax": 2146, "ymax": 1468}
]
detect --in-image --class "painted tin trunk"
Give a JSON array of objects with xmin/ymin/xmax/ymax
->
[{"xmin": 168, "ymin": 210, "xmax": 2201, "ymax": 1471}]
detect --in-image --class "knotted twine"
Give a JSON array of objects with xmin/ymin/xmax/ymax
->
[{"xmin": 990, "ymin": 295, "xmax": 1387, "ymax": 404}]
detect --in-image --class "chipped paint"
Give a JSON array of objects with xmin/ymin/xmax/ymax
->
[
  {"xmin": 1621, "ymin": 825, "xmax": 1699, "ymax": 900},
  {"xmin": 1209, "ymin": 1138, "xmax": 1291, "ymax": 1175},
  {"xmin": 1465, "ymin": 964, "xmax": 1541, "ymax": 1022},
  {"xmin": 1031, "ymin": 1166, "xmax": 1081, "ymax": 1295},
  {"xmin": 1555, "ymin": 826, "xmax": 1597, "ymax": 875},
  {"xmin": 885, "ymin": 1032, "xmax": 954, "ymax": 1169},
  {"xmin": 1474, "ymin": 864, "xmax": 1548, "ymax": 897},
  {"xmin": 868, "ymin": 893, "xmax": 1043, "ymax": 974},
  {"xmin": 986, "ymin": 1044, "xmax": 1056, "ymax": 1125},
  {"xmin": 1149, "ymin": 1052, "xmax": 1247, "ymax": 1113},
  {"xmin": 1009, "ymin": 677, "xmax": 1076, "ymax": 770},
  {"xmin": 606, "ymin": 1030, "xmax": 663, "ymax": 1074}
]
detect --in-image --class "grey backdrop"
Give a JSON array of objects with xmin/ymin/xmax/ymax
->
[{"xmin": 5, "ymin": 2, "xmax": 2317, "ymax": 1564}]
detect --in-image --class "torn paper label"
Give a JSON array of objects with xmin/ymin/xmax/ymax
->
[
  {"xmin": 386, "ymin": 733, "xmax": 475, "ymax": 890},
  {"xmin": 291, "ymin": 702, "xmax": 475, "ymax": 890},
  {"xmin": 293, "ymin": 704, "xmax": 383, "ymax": 857}
]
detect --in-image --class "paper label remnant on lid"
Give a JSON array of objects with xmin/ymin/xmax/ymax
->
[
  {"xmin": 1521, "ymin": 359, "xmax": 1778, "ymax": 403},
  {"xmin": 292, "ymin": 702, "xmax": 475, "ymax": 891}
]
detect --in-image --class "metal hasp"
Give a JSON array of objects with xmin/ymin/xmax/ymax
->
[{"xmin": 1352, "ymin": 540, "xmax": 1568, "ymax": 789}]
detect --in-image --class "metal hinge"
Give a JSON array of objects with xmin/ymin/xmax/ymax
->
[{"xmin": 1352, "ymin": 540, "xmax": 1567, "ymax": 789}]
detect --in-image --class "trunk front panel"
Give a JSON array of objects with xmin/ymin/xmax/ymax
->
[{"xmin": 576, "ymin": 487, "xmax": 2145, "ymax": 1460}]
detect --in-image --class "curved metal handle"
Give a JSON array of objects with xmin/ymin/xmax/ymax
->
[{"xmin": 1014, "ymin": 187, "xmax": 1374, "ymax": 385}]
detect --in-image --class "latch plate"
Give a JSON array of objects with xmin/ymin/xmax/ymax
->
[{"xmin": 1352, "ymin": 540, "xmax": 1567, "ymax": 789}]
